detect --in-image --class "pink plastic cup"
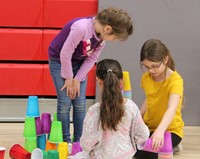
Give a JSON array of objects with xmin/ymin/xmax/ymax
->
[
  {"xmin": 160, "ymin": 132, "xmax": 173, "ymax": 153},
  {"xmin": 71, "ymin": 142, "xmax": 82, "ymax": 155},
  {"xmin": 0, "ymin": 147, "xmax": 6, "ymax": 159},
  {"xmin": 138, "ymin": 138, "xmax": 161, "ymax": 153}
]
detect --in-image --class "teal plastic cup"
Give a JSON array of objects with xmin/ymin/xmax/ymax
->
[
  {"xmin": 26, "ymin": 96, "xmax": 40, "ymax": 117},
  {"xmin": 24, "ymin": 137, "xmax": 37, "ymax": 153},
  {"xmin": 42, "ymin": 150, "xmax": 48, "ymax": 159},
  {"xmin": 47, "ymin": 150, "xmax": 59, "ymax": 159},
  {"xmin": 49, "ymin": 121, "xmax": 63, "ymax": 143},
  {"xmin": 23, "ymin": 117, "xmax": 36, "ymax": 137},
  {"xmin": 37, "ymin": 134, "xmax": 46, "ymax": 150}
]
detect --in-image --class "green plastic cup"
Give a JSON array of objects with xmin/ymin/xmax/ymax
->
[
  {"xmin": 53, "ymin": 112, "xmax": 57, "ymax": 121},
  {"xmin": 24, "ymin": 137, "xmax": 37, "ymax": 153},
  {"xmin": 47, "ymin": 150, "xmax": 59, "ymax": 159},
  {"xmin": 49, "ymin": 121, "xmax": 63, "ymax": 143},
  {"xmin": 23, "ymin": 117, "xmax": 36, "ymax": 137}
]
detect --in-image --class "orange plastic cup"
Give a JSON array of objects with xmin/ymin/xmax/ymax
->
[{"xmin": 45, "ymin": 140, "xmax": 57, "ymax": 151}]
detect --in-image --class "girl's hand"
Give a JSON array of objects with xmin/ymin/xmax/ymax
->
[
  {"xmin": 60, "ymin": 78, "xmax": 73, "ymax": 96},
  {"xmin": 70, "ymin": 78, "xmax": 80, "ymax": 99},
  {"xmin": 151, "ymin": 130, "xmax": 164, "ymax": 151}
]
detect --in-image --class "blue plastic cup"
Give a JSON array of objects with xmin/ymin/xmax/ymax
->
[
  {"xmin": 123, "ymin": 90, "xmax": 132, "ymax": 99},
  {"xmin": 37, "ymin": 134, "xmax": 46, "ymax": 150},
  {"xmin": 26, "ymin": 96, "xmax": 40, "ymax": 117}
]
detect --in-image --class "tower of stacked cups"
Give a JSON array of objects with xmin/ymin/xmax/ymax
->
[
  {"xmin": 138, "ymin": 132, "xmax": 174, "ymax": 159},
  {"xmin": 23, "ymin": 96, "xmax": 70, "ymax": 159},
  {"xmin": 122, "ymin": 71, "xmax": 132, "ymax": 99}
]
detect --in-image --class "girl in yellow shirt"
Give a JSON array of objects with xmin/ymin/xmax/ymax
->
[{"xmin": 134, "ymin": 39, "xmax": 184, "ymax": 159}]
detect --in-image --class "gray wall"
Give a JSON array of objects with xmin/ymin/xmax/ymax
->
[{"xmin": 97, "ymin": 0, "xmax": 200, "ymax": 126}]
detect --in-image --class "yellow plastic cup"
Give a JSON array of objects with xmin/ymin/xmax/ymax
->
[
  {"xmin": 123, "ymin": 71, "xmax": 132, "ymax": 91},
  {"xmin": 57, "ymin": 142, "xmax": 68, "ymax": 159}
]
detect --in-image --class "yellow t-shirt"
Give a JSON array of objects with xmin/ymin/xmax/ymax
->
[{"xmin": 141, "ymin": 71, "xmax": 184, "ymax": 138}]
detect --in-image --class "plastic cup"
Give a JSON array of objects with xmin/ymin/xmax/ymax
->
[
  {"xmin": 160, "ymin": 132, "xmax": 173, "ymax": 153},
  {"xmin": 42, "ymin": 150, "xmax": 48, "ymax": 159},
  {"xmin": 138, "ymin": 138, "xmax": 161, "ymax": 153},
  {"xmin": 53, "ymin": 112, "xmax": 57, "ymax": 121},
  {"xmin": 41, "ymin": 113, "xmax": 51, "ymax": 134},
  {"xmin": 9, "ymin": 144, "xmax": 31, "ymax": 159},
  {"xmin": 24, "ymin": 137, "xmax": 37, "ymax": 153},
  {"xmin": 23, "ymin": 117, "xmax": 36, "ymax": 137},
  {"xmin": 45, "ymin": 140, "xmax": 57, "ymax": 151},
  {"xmin": 47, "ymin": 150, "xmax": 59, "ymax": 159},
  {"xmin": 35, "ymin": 116, "xmax": 42, "ymax": 136},
  {"xmin": 31, "ymin": 148, "xmax": 43, "ymax": 159},
  {"xmin": 123, "ymin": 71, "xmax": 132, "ymax": 91},
  {"xmin": 26, "ymin": 96, "xmax": 40, "ymax": 117},
  {"xmin": 123, "ymin": 90, "xmax": 132, "ymax": 99},
  {"xmin": 58, "ymin": 142, "xmax": 68, "ymax": 159},
  {"xmin": 71, "ymin": 142, "xmax": 82, "ymax": 155},
  {"xmin": 37, "ymin": 134, "xmax": 46, "ymax": 150},
  {"xmin": 49, "ymin": 121, "xmax": 63, "ymax": 143},
  {"xmin": 158, "ymin": 152, "xmax": 173, "ymax": 159},
  {"xmin": 0, "ymin": 147, "xmax": 6, "ymax": 159}
]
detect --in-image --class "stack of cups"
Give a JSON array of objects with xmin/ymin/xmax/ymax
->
[
  {"xmin": 24, "ymin": 96, "xmax": 40, "ymax": 153},
  {"xmin": 138, "ymin": 132, "xmax": 173, "ymax": 159},
  {"xmin": 23, "ymin": 117, "xmax": 37, "ymax": 153},
  {"xmin": 159, "ymin": 132, "xmax": 173, "ymax": 159},
  {"xmin": 122, "ymin": 71, "xmax": 132, "ymax": 99}
]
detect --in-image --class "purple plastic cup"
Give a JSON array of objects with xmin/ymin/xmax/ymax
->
[
  {"xmin": 160, "ymin": 132, "xmax": 173, "ymax": 153},
  {"xmin": 41, "ymin": 113, "xmax": 51, "ymax": 134},
  {"xmin": 35, "ymin": 117, "xmax": 42, "ymax": 136},
  {"xmin": 71, "ymin": 142, "xmax": 82, "ymax": 155}
]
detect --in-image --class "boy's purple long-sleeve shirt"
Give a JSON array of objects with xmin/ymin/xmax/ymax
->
[{"xmin": 48, "ymin": 17, "xmax": 106, "ymax": 81}]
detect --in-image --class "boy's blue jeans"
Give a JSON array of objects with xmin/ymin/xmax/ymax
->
[{"xmin": 49, "ymin": 59, "xmax": 87, "ymax": 142}]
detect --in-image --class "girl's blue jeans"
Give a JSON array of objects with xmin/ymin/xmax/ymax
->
[{"xmin": 49, "ymin": 59, "xmax": 87, "ymax": 142}]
